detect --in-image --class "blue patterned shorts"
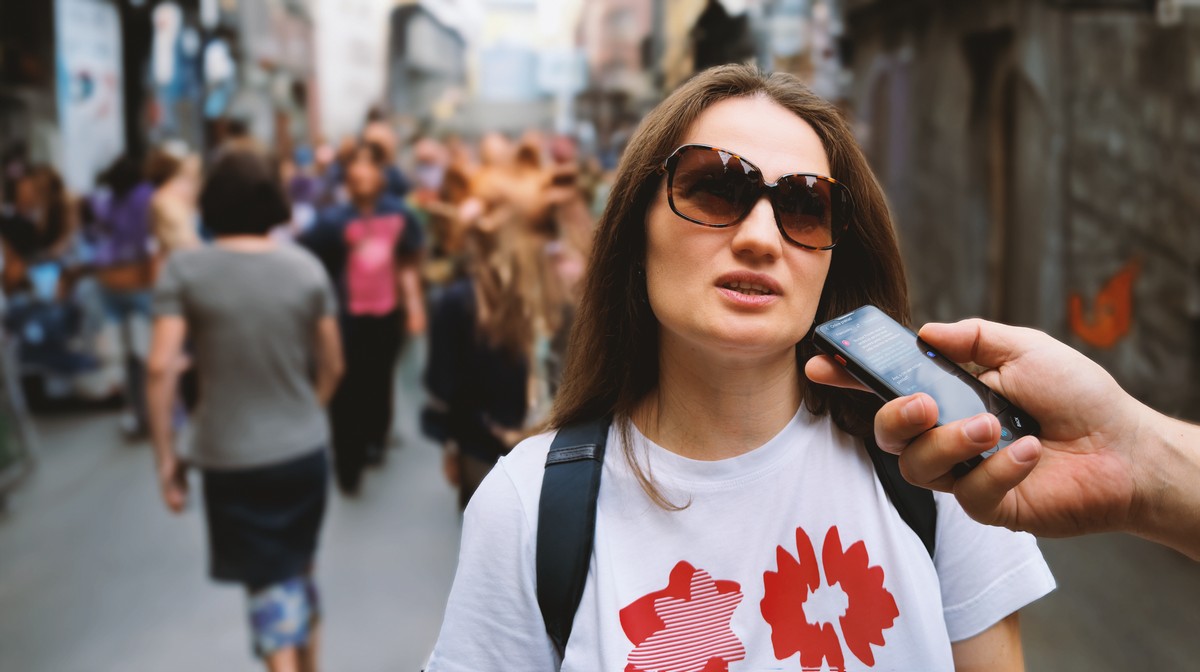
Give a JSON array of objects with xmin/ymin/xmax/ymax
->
[{"xmin": 247, "ymin": 575, "xmax": 320, "ymax": 657}]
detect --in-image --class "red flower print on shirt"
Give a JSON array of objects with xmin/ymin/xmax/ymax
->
[
  {"xmin": 620, "ymin": 561, "xmax": 746, "ymax": 672},
  {"xmin": 761, "ymin": 526, "xmax": 899, "ymax": 670}
]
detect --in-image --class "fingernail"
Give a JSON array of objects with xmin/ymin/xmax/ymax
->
[
  {"xmin": 903, "ymin": 397, "xmax": 925, "ymax": 424},
  {"xmin": 964, "ymin": 415, "xmax": 994, "ymax": 443},
  {"xmin": 1009, "ymin": 438, "xmax": 1039, "ymax": 464}
]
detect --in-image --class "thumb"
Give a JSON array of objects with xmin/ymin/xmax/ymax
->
[{"xmin": 917, "ymin": 318, "xmax": 1041, "ymax": 369}]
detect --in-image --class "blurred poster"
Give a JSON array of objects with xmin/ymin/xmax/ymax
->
[{"xmin": 55, "ymin": 0, "xmax": 126, "ymax": 193}]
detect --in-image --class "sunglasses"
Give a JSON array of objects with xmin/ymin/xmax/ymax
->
[{"xmin": 657, "ymin": 144, "xmax": 852, "ymax": 251}]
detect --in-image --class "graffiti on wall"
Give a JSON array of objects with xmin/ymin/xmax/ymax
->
[{"xmin": 1069, "ymin": 259, "xmax": 1140, "ymax": 349}]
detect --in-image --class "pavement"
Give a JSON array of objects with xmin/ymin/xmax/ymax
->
[
  {"xmin": 0, "ymin": 342, "xmax": 1198, "ymax": 671},
  {"xmin": 0, "ymin": 341, "xmax": 460, "ymax": 672}
]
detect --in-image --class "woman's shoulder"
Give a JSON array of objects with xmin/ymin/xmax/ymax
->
[
  {"xmin": 443, "ymin": 277, "xmax": 475, "ymax": 305},
  {"xmin": 272, "ymin": 240, "xmax": 324, "ymax": 268},
  {"xmin": 271, "ymin": 244, "xmax": 338, "ymax": 293},
  {"xmin": 161, "ymin": 245, "xmax": 212, "ymax": 271},
  {"xmin": 431, "ymin": 278, "xmax": 476, "ymax": 321},
  {"xmin": 498, "ymin": 430, "xmax": 556, "ymax": 485},
  {"xmin": 478, "ymin": 430, "xmax": 557, "ymax": 524}
]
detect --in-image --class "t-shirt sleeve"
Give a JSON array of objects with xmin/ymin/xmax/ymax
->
[
  {"xmin": 932, "ymin": 492, "xmax": 1056, "ymax": 642},
  {"xmin": 425, "ymin": 459, "xmax": 558, "ymax": 671},
  {"xmin": 395, "ymin": 204, "xmax": 425, "ymax": 260},
  {"xmin": 315, "ymin": 272, "xmax": 338, "ymax": 318},
  {"xmin": 299, "ymin": 210, "xmax": 344, "ymax": 277},
  {"xmin": 152, "ymin": 255, "xmax": 185, "ymax": 317}
]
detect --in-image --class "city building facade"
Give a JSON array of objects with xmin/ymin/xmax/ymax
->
[{"xmin": 842, "ymin": 0, "xmax": 1200, "ymax": 418}]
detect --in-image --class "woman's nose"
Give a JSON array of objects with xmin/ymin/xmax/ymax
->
[{"xmin": 730, "ymin": 195, "xmax": 782, "ymax": 260}]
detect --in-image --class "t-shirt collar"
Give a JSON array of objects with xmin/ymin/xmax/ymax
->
[{"xmin": 622, "ymin": 406, "xmax": 818, "ymax": 488}]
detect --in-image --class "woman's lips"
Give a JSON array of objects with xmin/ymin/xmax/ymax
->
[
  {"xmin": 716, "ymin": 285, "xmax": 780, "ymax": 307},
  {"xmin": 714, "ymin": 271, "xmax": 783, "ymax": 307}
]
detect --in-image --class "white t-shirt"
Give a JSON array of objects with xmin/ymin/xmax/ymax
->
[{"xmin": 427, "ymin": 408, "xmax": 1055, "ymax": 672}]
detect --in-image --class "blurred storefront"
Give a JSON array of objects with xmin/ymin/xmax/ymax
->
[
  {"xmin": 0, "ymin": 0, "xmax": 126, "ymax": 194},
  {"xmin": 222, "ymin": 0, "xmax": 315, "ymax": 157},
  {"xmin": 654, "ymin": 0, "xmax": 847, "ymax": 99},
  {"xmin": 386, "ymin": 2, "xmax": 468, "ymax": 134},
  {"xmin": 0, "ymin": 1, "xmax": 57, "ymax": 187},
  {"xmin": 1, "ymin": 0, "xmax": 323, "ymax": 188},
  {"xmin": 841, "ymin": 0, "xmax": 1200, "ymax": 419},
  {"xmin": 576, "ymin": 0, "xmax": 654, "ymax": 166},
  {"xmin": 312, "ymin": 0, "xmax": 393, "ymax": 144},
  {"xmin": 450, "ymin": 0, "xmax": 548, "ymax": 135}
]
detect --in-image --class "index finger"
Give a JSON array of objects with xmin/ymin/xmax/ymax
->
[{"xmin": 804, "ymin": 354, "xmax": 871, "ymax": 393}]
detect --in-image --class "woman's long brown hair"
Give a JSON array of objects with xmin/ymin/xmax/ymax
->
[{"xmin": 548, "ymin": 64, "xmax": 910, "ymax": 507}]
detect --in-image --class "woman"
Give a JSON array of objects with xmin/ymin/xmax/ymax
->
[
  {"xmin": 146, "ymin": 149, "xmax": 344, "ymax": 672},
  {"xmin": 301, "ymin": 140, "xmax": 426, "ymax": 493},
  {"xmin": 427, "ymin": 65, "xmax": 1055, "ymax": 670},
  {"xmin": 1, "ymin": 165, "xmax": 75, "ymax": 294},
  {"xmin": 148, "ymin": 149, "xmax": 202, "ymax": 259},
  {"xmin": 422, "ymin": 215, "xmax": 533, "ymax": 509},
  {"xmin": 86, "ymin": 154, "xmax": 157, "ymax": 437}
]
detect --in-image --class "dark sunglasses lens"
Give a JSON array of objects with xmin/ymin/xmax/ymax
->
[
  {"xmin": 671, "ymin": 149, "xmax": 759, "ymax": 225},
  {"xmin": 774, "ymin": 176, "xmax": 842, "ymax": 248}
]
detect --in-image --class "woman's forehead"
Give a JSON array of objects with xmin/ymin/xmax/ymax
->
[{"xmin": 679, "ymin": 96, "xmax": 830, "ymax": 179}]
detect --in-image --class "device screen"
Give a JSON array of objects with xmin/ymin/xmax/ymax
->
[{"xmin": 816, "ymin": 305, "xmax": 1009, "ymax": 424}]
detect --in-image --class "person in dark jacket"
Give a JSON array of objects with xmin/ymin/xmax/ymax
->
[
  {"xmin": 301, "ymin": 140, "xmax": 426, "ymax": 494},
  {"xmin": 422, "ymin": 212, "xmax": 543, "ymax": 509}
]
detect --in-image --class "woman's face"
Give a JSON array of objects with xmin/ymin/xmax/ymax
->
[
  {"xmin": 643, "ymin": 95, "xmax": 835, "ymax": 362},
  {"xmin": 14, "ymin": 176, "xmax": 38, "ymax": 211},
  {"xmin": 346, "ymin": 153, "xmax": 383, "ymax": 199}
]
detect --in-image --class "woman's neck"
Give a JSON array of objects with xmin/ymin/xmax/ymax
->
[
  {"xmin": 353, "ymin": 195, "xmax": 379, "ymax": 215},
  {"xmin": 633, "ymin": 334, "xmax": 803, "ymax": 462},
  {"xmin": 214, "ymin": 235, "xmax": 275, "ymax": 252}
]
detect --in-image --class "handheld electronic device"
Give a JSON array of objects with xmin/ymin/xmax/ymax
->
[{"xmin": 813, "ymin": 304, "xmax": 1039, "ymax": 475}]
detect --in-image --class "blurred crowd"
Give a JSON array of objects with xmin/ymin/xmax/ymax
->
[{"xmin": 0, "ymin": 112, "xmax": 616, "ymax": 507}]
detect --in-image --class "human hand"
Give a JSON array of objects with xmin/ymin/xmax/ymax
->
[
  {"xmin": 458, "ymin": 197, "xmax": 484, "ymax": 225},
  {"xmin": 406, "ymin": 306, "xmax": 427, "ymax": 335},
  {"xmin": 442, "ymin": 442, "xmax": 461, "ymax": 488},
  {"xmin": 157, "ymin": 456, "xmax": 188, "ymax": 514},
  {"xmin": 805, "ymin": 318, "xmax": 1153, "ymax": 541}
]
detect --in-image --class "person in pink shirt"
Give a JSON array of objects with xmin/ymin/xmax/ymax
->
[{"xmin": 301, "ymin": 141, "xmax": 425, "ymax": 494}]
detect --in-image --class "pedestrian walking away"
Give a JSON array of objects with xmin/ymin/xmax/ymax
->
[{"xmin": 146, "ymin": 149, "xmax": 344, "ymax": 672}]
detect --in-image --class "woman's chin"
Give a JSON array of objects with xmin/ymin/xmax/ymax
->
[{"xmin": 693, "ymin": 327, "xmax": 805, "ymax": 362}]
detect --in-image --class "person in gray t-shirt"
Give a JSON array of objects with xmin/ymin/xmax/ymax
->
[
  {"xmin": 153, "ymin": 244, "xmax": 337, "ymax": 466},
  {"xmin": 146, "ymin": 149, "xmax": 344, "ymax": 670}
]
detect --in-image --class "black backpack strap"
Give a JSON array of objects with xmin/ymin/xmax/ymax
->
[
  {"xmin": 863, "ymin": 435, "xmax": 938, "ymax": 557},
  {"xmin": 536, "ymin": 417, "xmax": 611, "ymax": 658}
]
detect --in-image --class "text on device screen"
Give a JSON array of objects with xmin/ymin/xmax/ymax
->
[{"xmin": 820, "ymin": 307, "xmax": 1006, "ymax": 425}]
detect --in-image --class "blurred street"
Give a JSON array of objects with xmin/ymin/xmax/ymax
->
[
  {"xmin": 0, "ymin": 341, "xmax": 461, "ymax": 672},
  {"xmin": 1, "ymin": 1, "xmax": 1199, "ymax": 670},
  {"xmin": 2, "ymin": 339, "xmax": 1198, "ymax": 671}
]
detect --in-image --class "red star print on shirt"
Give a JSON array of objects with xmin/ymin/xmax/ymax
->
[
  {"xmin": 761, "ymin": 526, "xmax": 899, "ymax": 670},
  {"xmin": 620, "ymin": 561, "xmax": 746, "ymax": 672}
]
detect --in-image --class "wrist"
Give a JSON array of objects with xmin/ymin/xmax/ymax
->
[
  {"xmin": 1129, "ymin": 408, "xmax": 1200, "ymax": 560},
  {"xmin": 156, "ymin": 451, "xmax": 179, "ymax": 473}
]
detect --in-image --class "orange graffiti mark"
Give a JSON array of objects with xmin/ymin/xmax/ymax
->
[{"xmin": 1068, "ymin": 259, "xmax": 1140, "ymax": 349}]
